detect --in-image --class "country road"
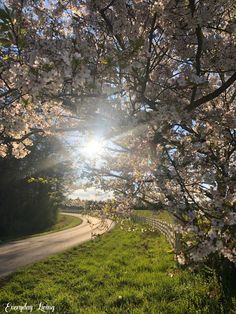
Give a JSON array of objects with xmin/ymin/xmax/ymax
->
[{"xmin": 0, "ymin": 213, "xmax": 114, "ymax": 278}]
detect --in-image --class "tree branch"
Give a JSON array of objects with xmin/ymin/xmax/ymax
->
[
  {"xmin": 99, "ymin": 1, "xmax": 125, "ymax": 50},
  {"xmin": 187, "ymin": 71, "xmax": 236, "ymax": 111}
]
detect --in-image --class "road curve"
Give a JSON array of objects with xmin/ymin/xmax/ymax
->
[{"xmin": 0, "ymin": 213, "xmax": 114, "ymax": 278}]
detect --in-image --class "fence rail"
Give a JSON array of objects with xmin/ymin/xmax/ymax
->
[
  {"xmin": 62, "ymin": 208, "xmax": 181, "ymax": 255},
  {"xmin": 116, "ymin": 212, "xmax": 181, "ymax": 255},
  {"xmin": 61, "ymin": 208, "xmax": 82, "ymax": 213}
]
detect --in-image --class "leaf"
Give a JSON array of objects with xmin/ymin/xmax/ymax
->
[
  {"xmin": 131, "ymin": 36, "xmax": 145, "ymax": 52},
  {"xmin": 0, "ymin": 37, "xmax": 11, "ymax": 47},
  {"xmin": 42, "ymin": 63, "xmax": 53, "ymax": 71},
  {"xmin": 29, "ymin": 67, "xmax": 38, "ymax": 76},
  {"xmin": 0, "ymin": 21, "xmax": 10, "ymax": 32},
  {"xmin": 0, "ymin": 8, "xmax": 10, "ymax": 22},
  {"xmin": 20, "ymin": 27, "xmax": 27, "ymax": 36},
  {"xmin": 21, "ymin": 97, "xmax": 29, "ymax": 106},
  {"xmin": 100, "ymin": 58, "xmax": 110, "ymax": 65},
  {"xmin": 18, "ymin": 37, "xmax": 26, "ymax": 49},
  {"xmin": 71, "ymin": 57, "xmax": 82, "ymax": 67}
]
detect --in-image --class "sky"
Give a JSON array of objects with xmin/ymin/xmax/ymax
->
[
  {"xmin": 62, "ymin": 127, "xmax": 116, "ymax": 201},
  {"xmin": 69, "ymin": 187, "xmax": 113, "ymax": 201}
]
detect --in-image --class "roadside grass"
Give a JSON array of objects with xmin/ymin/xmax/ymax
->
[
  {"xmin": 133, "ymin": 209, "xmax": 174, "ymax": 224},
  {"xmin": 0, "ymin": 213, "xmax": 82, "ymax": 244},
  {"xmin": 47, "ymin": 213, "xmax": 82, "ymax": 233},
  {"xmin": 0, "ymin": 219, "xmax": 234, "ymax": 314}
]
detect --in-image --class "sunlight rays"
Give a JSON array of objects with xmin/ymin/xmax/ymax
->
[{"xmin": 82, "ymin": 138, "xmax": 105, "ymax": 159}]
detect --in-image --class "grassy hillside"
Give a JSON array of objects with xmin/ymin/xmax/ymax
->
[
  {"xmin": 47, "ymin": 213, "xmax": 82, "ymax": 233},
  {"xmin": 0, "ymin": 213, "xmax": 82, "ymax": 244},
  {"xmin": 0, "ymin": 219, "xmax": 234, "ymax": 314},
  {"xmin": 133, "ymin": 209, "xmax": 174, "ymax": 224}
]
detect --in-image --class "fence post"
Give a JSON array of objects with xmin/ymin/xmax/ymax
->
[{"xmin": 174, "ymin": 232, "xmax": 181, "ymax": 256}]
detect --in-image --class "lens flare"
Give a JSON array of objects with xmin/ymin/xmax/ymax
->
[{"xmin": 82, "ymin": 139, "xmax": 104, "ymax": 158}]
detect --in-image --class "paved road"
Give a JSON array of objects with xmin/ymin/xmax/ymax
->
[{"xmin": 0, "ymin": 213, "xmax": 114, "ymax": 278}]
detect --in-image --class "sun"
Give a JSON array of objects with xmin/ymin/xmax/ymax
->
[{"xmin": 82, "ymin": 139, "xmax": 104, "ymax": 158}]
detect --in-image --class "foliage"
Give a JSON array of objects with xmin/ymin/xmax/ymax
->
[
  {"xmin": 0, "ymin": 136, "xmax": 68, "ymax": 238},
  {"xmin": 1, "ymin": 213, "xmax": 82, "ymax": 243},
  {"xmin": 48, "ymin": 213, "xmax": 82, "ymax": 233},
  {"xmin": 0, "ymin": 178, "xmax": 58, "ymax": 237},
  {"xmin": 0, "ymin": 1, "xmax": 235, "ymax": 266}
]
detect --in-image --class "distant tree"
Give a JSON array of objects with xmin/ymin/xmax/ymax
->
[{"xmin": 0, "ymin": 136, "xmax": 68, "ymax": 237}]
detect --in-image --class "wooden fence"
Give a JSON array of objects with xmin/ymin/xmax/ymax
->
[
  {"xmin": 61, "ymin": 208, "xmax": 182, "ymax": 255},
  {"xmin": 116, "ymin": 212, "xmax": 181, "ymax": 255}
]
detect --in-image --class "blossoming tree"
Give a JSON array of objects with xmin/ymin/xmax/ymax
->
[{"xmin": 0, "ymin": 0, "xmax": 235, "ymax": 265}]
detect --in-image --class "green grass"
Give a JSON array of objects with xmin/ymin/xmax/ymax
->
[
  {"xmin": 47, "ymin": 213, "xmax": 82, "ymax": 233},
  {"xmin": 0, "ymin": 213, "xmax": 82, "ymax": 244},
  {"xmin": 0, "ymin": 219, "xmax": 234, "ymax": 314},
  {"xmin": 133, "ymin": 209, "xmax": 174, "ymax": 224}
]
